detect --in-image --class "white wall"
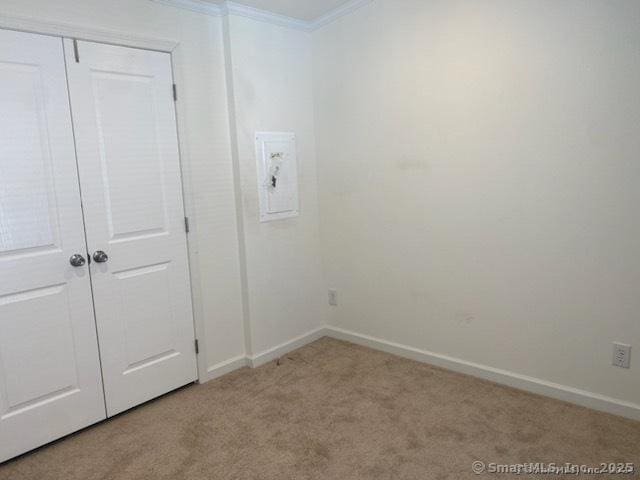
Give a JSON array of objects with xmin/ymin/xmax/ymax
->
[
  {"xmin": 224, "ymin": 15, "xmax": 328, "ymax": 356},
  {"xmin": 313, "ymin": 0, "xmax": 640, "ymax": 406},
  {"xmin": 0, "ymin": 0, "xmax": 247, "ymax": 375}
]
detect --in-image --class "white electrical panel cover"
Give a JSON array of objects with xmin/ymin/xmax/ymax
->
[{"xmin": 255, "ymin": 132, "xmax": 299, "ymax": 222}]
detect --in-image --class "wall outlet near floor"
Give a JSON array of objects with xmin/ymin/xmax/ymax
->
[
  {"xmin": 328, "ymin": 289, "xmax": 338, "ymax": 306},
  {"xmin": 612, "ymin": 343, "xmax": 631, "ymax": 369}
]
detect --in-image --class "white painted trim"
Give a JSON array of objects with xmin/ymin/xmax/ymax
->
[
  {"xmin": 248, "ymin": 327, "xmax": 326, "ymax": 368},
  {"xmin": 0, "ymin": 13, "xmax": 178, "ymax": 52},
  {"xmin": 203, "ymin": 355, "xmax": 249, "ymax": 382},
  {"xmin": 308, "ymin": 0, "xmax": 373, "ymax": 31},
  {"xmin": 201, "ymin": 327, "xmax": 327, "ymax": 383},
  {"xmin": 197, "ymin": 325, "xmax": 640, "ymax": 421},
  {"xmin": 223, "ymin": 1, "xmax": 309, "ymax": 31},
  {"xmin": 151, "ymin": 0, "xmax": 223, "ymax": 17},
  {"xmin": 325, "ymin": 326, "xmax": 640, "ymax": 421},
  {"xmin": 149, "ymin": 0, "xmax": 372, "ymax": 32},
  {"xmin": 200, "ymin": 327, "xmax": 327, "ymax": 383}
]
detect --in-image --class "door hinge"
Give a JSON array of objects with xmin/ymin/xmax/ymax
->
[
  {"xmin": 172, "ymin": 84, "xmax": 178, "ymax": 102},
  {"xmin": 194, "ymin": 339, "xmax": 199, "ymax": 355},
  {"xmin": 73, "ymin": 39, "xmax": 80, "ymax": 63},
  {"xmin": 184, "ymin": 217, "xmax": 190, "ymax": 234}
]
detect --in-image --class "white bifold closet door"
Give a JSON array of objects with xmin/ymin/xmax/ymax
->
[
  {"xmin": 63, "ymin": 40, "xmax": 197, "ymax": 417},
  {"xmin": 0, "ymin": 30, "xmax": 106, "ymax": 462}
]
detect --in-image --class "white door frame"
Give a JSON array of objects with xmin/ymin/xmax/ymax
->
[{"xmin": 0, "ymin": 14, "xmax": 209, "ymax": 384}]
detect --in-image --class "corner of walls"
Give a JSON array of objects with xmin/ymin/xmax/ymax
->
[
  {"xmin": 221, "ymin": 14, "xmax": 254, "ymax": 358},
  {"xmin": 203, "ymin": 326, "xmax": 327, "ymax": 381},
  {"xmin": 248, "ymin": 326, "xmax": 326, "ymax": 368}
]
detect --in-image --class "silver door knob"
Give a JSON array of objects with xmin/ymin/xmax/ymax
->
[
  {"xmin": 69, "ymin": 254, "xmax": 86, "ymax": 267},
  {"xmin": 93, "ymin": 251, "xmax": 109, "ymax": 263}
]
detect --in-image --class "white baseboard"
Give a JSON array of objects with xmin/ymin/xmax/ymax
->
[
  {"xmin": 202, "ymin": 325, "xmax": 640, "ymax": 421},
  {"xmin": 325, "ymin": 326, "xmax": 640, "ymax": 421},
  {"xmin": 202, "ymin": 326, "xmax": 327, "ymax": 382},
  {"xmin": 248, "ymin": 326, "xmax": 326, "ymax": 368},
  {"xmin": 203, "ymin": 355, "xmax": 249, "ymax": 382}
]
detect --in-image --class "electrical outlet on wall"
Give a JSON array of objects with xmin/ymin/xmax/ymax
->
[
  {"xmin": 612, "ymin": 343, "xmax": 631, "ymax": 369},
  {"xmin": 328, "ymin": 289, "xmax": 338, "ymax": 306}
]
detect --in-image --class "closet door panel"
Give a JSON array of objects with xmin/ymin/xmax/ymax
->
[
  {"xmin": 0, "ymin": 29, "xmax": 106, "ymax": 463},
  {"xmin": 64, "ymin": 40, "xmax": 197, "ymax": 417}
]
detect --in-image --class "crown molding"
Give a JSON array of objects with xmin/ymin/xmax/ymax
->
[
  {"xmin": 151, "ymin": 0, "xmax": 223, "ymax": 17},
  {"xmin": 150, "ymin": 0, "xmax": 372, "ymax": 31},
  {"xmin": 222, "ymin": 1, "xmax": 309, "ymax": 31},
  {"xmin": 308, "ymin": 0, "xmax": 372, "ymax": 31}
]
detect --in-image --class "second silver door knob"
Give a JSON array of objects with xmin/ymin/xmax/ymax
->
[{"xmin": 93, "ymin": 251, "xmax": 109, "ymax": 263}]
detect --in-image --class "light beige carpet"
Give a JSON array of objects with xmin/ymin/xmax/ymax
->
[{"xmin": 1, "ymin": 337, "xmax": 639, "ymax": 480}]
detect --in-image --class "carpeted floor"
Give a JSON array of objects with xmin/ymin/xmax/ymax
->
[{"xmin": 1, "ymin": 337, "xmax": 639, "ymax": 480}]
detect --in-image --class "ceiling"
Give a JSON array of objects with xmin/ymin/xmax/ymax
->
[{"xmin": 204, "ymin": 0, "xmax": 354, "ymax": 21}]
